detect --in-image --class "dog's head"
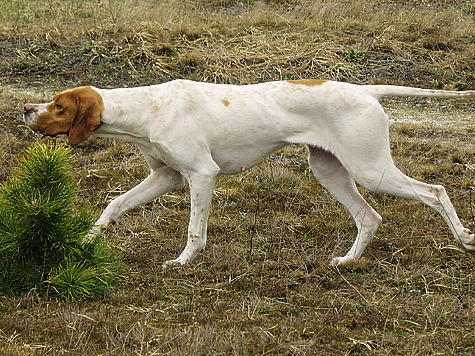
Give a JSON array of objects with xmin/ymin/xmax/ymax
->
[{"xmin": 23, "ymin": 87, "xmax": 104, "ymax": 146}]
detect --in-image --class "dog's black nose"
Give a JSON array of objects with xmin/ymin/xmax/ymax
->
[
  {"xmin": 24, "ymin": 104, "xmax": 37, "ymax": 114},
  {"xmin": 23, "ymin": 104, "xmax": 33, "ymax": 114}
]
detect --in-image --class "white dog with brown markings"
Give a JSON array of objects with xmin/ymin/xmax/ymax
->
[{"xmin": 23, "ymin": 79, "xmax": 475, "ymax": 266}]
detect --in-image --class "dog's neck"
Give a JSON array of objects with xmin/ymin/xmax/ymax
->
[{"xmin": 92, "ymin": 86, "xmax": 163, "ymax": 145}]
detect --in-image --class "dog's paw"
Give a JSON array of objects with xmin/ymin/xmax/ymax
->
[
  {"xmin": 460, "ymin": 230, "xmax": 475, "ymax": 251},
  {"xmin": 94, "ymin": 216, "xmax": 114, "ymax": 231},
  {"xmin": 331, "ymin": 255, "xmax": 354, "ymax": 267},
  {"xmin": 82, "ymin": 224, "xmax": 103, "ymax": 244},
  {"xmin": 162, "ymin": 257, "xmax": 187, "ymax": 269}
]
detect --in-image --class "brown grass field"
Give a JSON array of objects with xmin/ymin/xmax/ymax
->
[{"xmin": 1, "ymin": 0, "xmax": 475, "ymax": 354}]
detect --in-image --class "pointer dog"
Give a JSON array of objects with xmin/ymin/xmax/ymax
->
[{"xmin": 23, "ymin": 79, "xmax": 475, "ymax": 266}]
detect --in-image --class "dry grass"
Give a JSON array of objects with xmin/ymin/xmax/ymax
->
[
  {"xmin": 1, "ymin": 0, "xmax": 475, "ymax": 355},
  {"xmin": 2, "ymin": 0, "xmax": 475, "ymax": 87}
]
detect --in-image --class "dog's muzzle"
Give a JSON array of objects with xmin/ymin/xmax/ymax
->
[{"xmin": 23, "ymin": 104, "xmax": 38, "ymax": 127}]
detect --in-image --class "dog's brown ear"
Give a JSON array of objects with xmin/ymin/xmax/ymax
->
[{"xmin": 68, "ymin": 87, "xmax": 103, "ymax": 146}]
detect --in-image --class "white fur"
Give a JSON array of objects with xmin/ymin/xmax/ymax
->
[{"xmin": 58, "ymin": 80, "xmax": 475, "ymax": 265}]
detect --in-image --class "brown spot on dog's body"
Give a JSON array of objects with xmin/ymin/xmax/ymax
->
[
  {"xmin": 222, "ymin": 99, "xmax": 230, "ymax": 107},
  {"xmin": 287, "ymin": 79, "xmax": 328, "ymax": 87}
]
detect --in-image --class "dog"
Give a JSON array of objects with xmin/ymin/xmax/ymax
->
[{"xmin": 23, "ymin": 79, "xmax": 475, "ymax": 266}]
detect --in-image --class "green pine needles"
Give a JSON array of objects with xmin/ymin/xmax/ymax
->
[{"xmin": 0, "ymin": 141, "xmax": 120, "ymax": 301}]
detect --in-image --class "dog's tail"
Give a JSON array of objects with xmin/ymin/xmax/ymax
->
[{"xmin": 364, "ymin": 85, "xmax": 475, "ymax": 100}]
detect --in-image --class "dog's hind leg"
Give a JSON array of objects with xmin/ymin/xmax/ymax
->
[
  {"xmin": 308, "ymin": 146, "xmax": 382, "ymax": 266},
  {"xmin": 333, "ymin": 122, "xmax": 475, "ymax": 256},
  {"xmin": 350, "ymin": 161, "xmax": 475, "ymax": 253}
]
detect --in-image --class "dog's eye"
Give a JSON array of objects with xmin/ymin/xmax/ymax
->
[{"xmin": 54, "ymin": 103, "xmax": 63, "ymax": 110}]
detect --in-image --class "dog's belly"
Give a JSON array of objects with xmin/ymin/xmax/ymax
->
[{"xmin": 211, "ymin": 141, "xmax": 287, "ymax": 175}]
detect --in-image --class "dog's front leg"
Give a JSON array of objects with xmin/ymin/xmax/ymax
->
[
  {"xmin": 87, "ymin": 166, "xmax": 184, "ymax": 239},
  {"xmin": 163, "ymin": 172, "xmax": 217, "ymax": 267}
]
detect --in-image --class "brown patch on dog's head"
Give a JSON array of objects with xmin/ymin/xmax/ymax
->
[
  {"xmin": 24, "ymin": 87, "xmax": 104, "ymax": 146},
  {"xmin": 287, "ymin": 79, "xmax": 328, "ymax": 87}
]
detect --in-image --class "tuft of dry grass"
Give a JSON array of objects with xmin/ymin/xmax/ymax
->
[{"xmin": 1, "ymin": 0, "xmax": 475, "ymax": 355}]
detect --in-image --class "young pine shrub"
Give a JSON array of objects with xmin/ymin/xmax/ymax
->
[{"xmin": 0, "ymin": 141, "xmax": 120, "ymax": 301}]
